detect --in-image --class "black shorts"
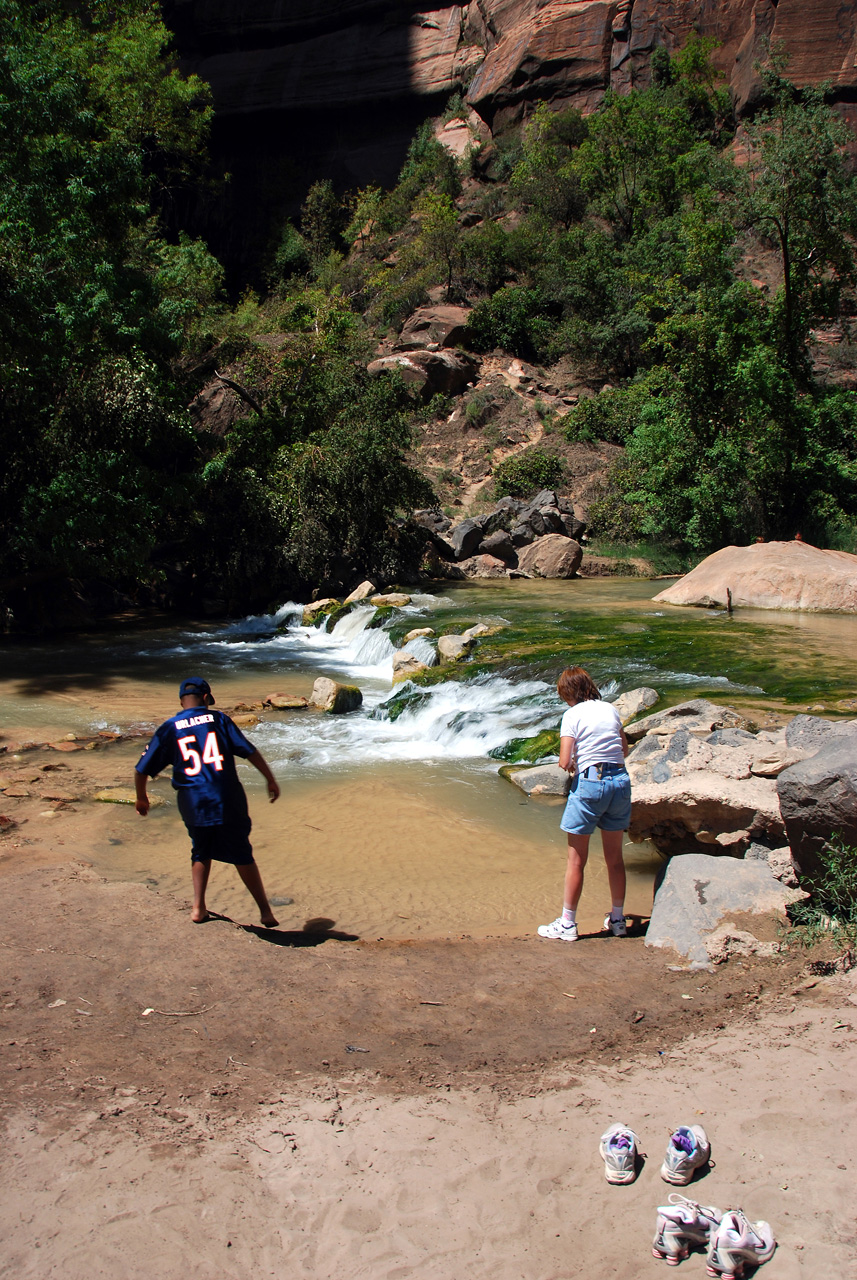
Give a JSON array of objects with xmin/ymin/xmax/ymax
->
[{"xmin": 188, "ymin": 821, "xmax": 254, "ymax": 866}]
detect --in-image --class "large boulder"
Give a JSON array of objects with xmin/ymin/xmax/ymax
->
[
  {"xmin": 302, "ymin": 598, "xmax": 339, "ymax": 625},
  {"xmin": 516, "ymin": 534, "xmax": 582, "ymax": 579},
  {"xmin": 777, "ymin": 739, "xmax": 857, "ymax": 881},
  {"xmin": 449, "ymin": 518, "xmax": 485, "ymax": 561},
  {"xmin": 370, "ymin": 592, "xmax": 411, "ymax": 607},
  {"xmin": 367, "ymin": 349, "xmax": 477, "ymax": 398},
  {"xmin": 455, "ymin": 553, "xmax": 510, "ymax": 579},
  {"xmin": 308, "ymin": 677, "xmax": 363, "ymax": 714},
  {"xmin": 343, "ymin": 580, "xmax": 376, "ymax": 603},
  {"xmin": 645, "ymin": 853, "xmax": 806, "ymax": 968},
  {"xmin": 479, "ymin": 530, "xmax": 517, "ymax": 564},
  {"xmin": 653, "ymin": 541, "xmax": 857, "ymax": 613},
  {"xmin": 395, "ymin": 305, "xmax": 471, "ymax": 351},
  {"xmin": 785, "ymin": 713, "xmax": 857, "ymax": 753}
]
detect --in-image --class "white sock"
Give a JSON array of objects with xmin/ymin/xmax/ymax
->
[
  {"xmin": 561, "ymin": 906, "xmax": 576, "ymax": 927},
  {"xmin": 610, "ymin": 903, "xmax": 625, "ymax": 920}
]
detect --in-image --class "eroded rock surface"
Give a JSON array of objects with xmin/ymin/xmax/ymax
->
[{"xmin": 777, "ymin": 739, "xmax": 857, "ymax": 881}]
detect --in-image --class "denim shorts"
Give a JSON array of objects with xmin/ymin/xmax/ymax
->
[{"xmin": 560, "ymin": 765, "xmax": 631, "ymax": 835}]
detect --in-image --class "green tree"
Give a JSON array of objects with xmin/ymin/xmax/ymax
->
[
  {"xmin": 511, "ymin": 103, "xmax": 587, "ymax": 230},
  {"xmin": 0, "ymin": 0, "xmax": 215, "ymax": 599},
  {"xmin": 741, "ymin": 59, "xmax": 857, "ymax": 371},
  {"xmin": 300, "ymin": 179, "xmax": 342, "ymax": 265}
]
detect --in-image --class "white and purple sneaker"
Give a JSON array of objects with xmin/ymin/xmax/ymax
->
[
  {"xmin": 661, "ymin": 1124, "xmax": 711, "ymax": 1185},
  {"xmin": 599, "ymin": 1122, "xmax": 639, "ymax": 1184}
]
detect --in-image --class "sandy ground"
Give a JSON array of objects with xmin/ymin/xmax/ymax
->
[{"xmin": 1, "ymin": 717, "xmax": 856, "ymax": 1278}]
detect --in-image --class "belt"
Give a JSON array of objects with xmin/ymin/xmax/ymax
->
[{"xmin": 581, "ymin": 762, "xmax": 626, "ymax": 780}]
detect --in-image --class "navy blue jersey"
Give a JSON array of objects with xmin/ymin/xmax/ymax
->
[{"xmin": 136, "ymin": 707, "xmax": 257, "ymax": 827}]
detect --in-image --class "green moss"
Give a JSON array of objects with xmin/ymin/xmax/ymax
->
[
  {"xmin": 367, "ymin": 605, "xmax": 395, "ymax": 630},
  {"xmin": 371, "ymin": 685, "xmax": 434, "ymax": 722},
  {"xmin": 489, "ymin": 727, "xmax": 560, "ymax": 762},
  {"xmin": 324, "ymin": 601, "xmax": 357, "ymax": 632}
]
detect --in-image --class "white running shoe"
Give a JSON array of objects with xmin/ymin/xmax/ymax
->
[
  {"xmin": 537, "ymin": 917, "xmax": 579, "ymax": 941},
  {"xmin": 706, "ymin": 1209, "xmax": 776, "ymax": 1279},
  {"xmin": 652, "ymin": 1194, "xmax": 722, "ymax": 1266},
  {"xmin": 599, "ymin": 1122, "xmax": 639, "ymax": 1184},
  {"xmin": 660, "ymin": 1124, "xmax": 711, "ymax": 1185},
  {"xmin": 603, "ymin": 912, "xmax": 628, "ymax": 937}
]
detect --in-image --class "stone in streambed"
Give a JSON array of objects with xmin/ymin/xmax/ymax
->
[
  {"xmin": 499, "ymin": 762, "xmax": 570, "ymax": 797},
  {"xmin": 610, "ymin": 687, "xmax": 659, "ymax": 724},
  {"xmin": 302, "ymin": 598, "xmax": 339, "ymax": 625},
  {"xmin": 308, "ymin": 677, "xmax": 363, "ymax": 714},
  {"xmin": 436, "ymin": 635, "xmax": 474, "ymax": 663},
  {"xmin": 343, "ymin": 580, "xmax": 377, "ymax": 603},
  {"xmin": 392, "ymin": 651, "xmax": 429, "ymax": 685},
  {"xmin": 265, "ymin": 694, "xmax": 310, "ymax": 710},
  {"xmin": 370, "ymin": 592, "xmax": 411, "ymax": 607},
  {"xmin": 403, "ymin": 627, "xmax": 434, "ymax": 643},
  {"xmin": 624, "ymin": 699, "xmax": 749, "ymax": 743},
  {"xmin": 94, "ymin": 789, "xmax": 166, "ymax": 807}
]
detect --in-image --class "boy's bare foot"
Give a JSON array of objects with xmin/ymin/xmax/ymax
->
[
  {"xmin": 191, "ymin": 909, "xmax": 210, "ymax": 924},
  {"xmin": 260, "ymin": 912, "xmax": 279, "ymax": 928}
]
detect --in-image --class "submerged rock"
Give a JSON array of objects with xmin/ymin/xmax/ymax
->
[{"xmin": 264, "ymin": 694, "xmax": 309, "ymax": 710}]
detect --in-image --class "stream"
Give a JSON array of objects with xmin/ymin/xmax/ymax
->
[{"xmin": 2, "ymin": 578, "xmax": 855, "ymax": 939}]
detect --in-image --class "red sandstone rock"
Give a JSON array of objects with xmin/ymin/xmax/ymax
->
[{"xmin": 653, "ymin": 541, "xmax": 857, "ymax": 613}]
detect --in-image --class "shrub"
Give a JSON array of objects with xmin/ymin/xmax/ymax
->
[
  {"xmin": 493, "ymin": 449, "xmax": 564, "ymax": 498},
  {"xmin": 788, "ymin": 836, "xmax": 857, "ymax": 946}
]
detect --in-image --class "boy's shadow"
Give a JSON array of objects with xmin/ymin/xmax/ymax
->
[{"xmin": 240, "ymin": 915, "xmax": 360, "ymax": 947}]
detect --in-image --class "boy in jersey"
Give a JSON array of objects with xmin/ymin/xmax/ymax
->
[{"xmin": 134, "ymin": 677, "xmax": 280, "ymax": 926}]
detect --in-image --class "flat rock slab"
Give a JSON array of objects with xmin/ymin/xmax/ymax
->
[
  {"xmin": 629, "ymin": 771, "xmax": 784, "ymax": 854},
  {"xmin": 625, "ymin": 699, "xmax": 749, "ymax": 743},
  {"xmin": 646, "ymin": 853, "xmax": 806, "ymax": 968},
  {"xmin": 94, "ymin": 790, "xmax": 165, "ymax": 807},
  {"xmin": 653, "ymin": 540, "xmax": 857, "ymax": 612}
]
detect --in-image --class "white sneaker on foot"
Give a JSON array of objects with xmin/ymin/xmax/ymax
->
[
  {"xmin": 537, "ymin": 917, "xmax": 578, "ymax": 941},
  {"xmin": 652, "ymin": 1194, "xmax": 722, "ymax": 1266},
  {"xmin": 603, "ymin": 912, "xmax": 628, "ymax": 937},
  {"xmin": 661, "ymin": 1124, "xmax": 711, "ymax": 1185},
  {"xmin": 599, "ymin": 1122, "xmax": 639, "ymax": 1184},
  {"xmin": 706, "ymin": 1209, "xmax": 776, "ymax": 1278}
]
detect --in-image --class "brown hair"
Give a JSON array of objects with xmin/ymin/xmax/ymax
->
[{"xmin": 557, "ymin": 666, "xmax": 601, "ymax": 706}]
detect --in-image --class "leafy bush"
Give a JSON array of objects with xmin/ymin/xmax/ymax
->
[
  {"xmin": 788, "ymin": 836, "xmax": 857, "ymax": 946},
  {"xmin": 466, "ymin": 286, "xmax": 557, "ymax": 360},
  {"xmin": 493, "ymin": 450, "xmax": 564, "ymax": 498}
]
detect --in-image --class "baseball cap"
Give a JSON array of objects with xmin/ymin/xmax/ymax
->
[{"xmin": 179, "ymin": 677, "xmax": 214, "ymax": 703}]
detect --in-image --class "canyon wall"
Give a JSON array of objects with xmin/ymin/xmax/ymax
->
[{"xmin": 162, "ymin": 0, "xmax": 857, "ymax": 277}]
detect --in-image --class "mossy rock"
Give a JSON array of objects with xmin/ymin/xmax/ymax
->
[
  {"xmin": 489, "ymin": 726, "xmax": 561, "ymax": 763},
  {"xmin": 324, "ymin": 601, "xmax": 357, "ymax": 632},
  {"xmin": 371, "ymin": 684, "xmax": 433, "ymax": 722},
  {"xmin": 367, "ymin": 605, "xmax": 395, "ymax": 630}
]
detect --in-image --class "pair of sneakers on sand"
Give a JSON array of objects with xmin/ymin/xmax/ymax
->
[
  {"xmin": 599, "ymin": 1123, "xmax": 776, "ymax": 1277},
  {"xmin": 538, "ymin": 911, "xmax": 628, "ymax": 941}
]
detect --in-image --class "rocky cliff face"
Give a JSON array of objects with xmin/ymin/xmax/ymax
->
[
  {"xmin": 163, "ymin": 0, "xmax": 857, "ymax": 275},
  {"xmin": 167, "ymin": 0, "xmax": 857, "ymax": 123}
]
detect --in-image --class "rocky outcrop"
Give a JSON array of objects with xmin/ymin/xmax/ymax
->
[
  {"xmin": 777, "ymin": 739, "xmax": 857, "ymax": 881},
  {"xmin": 395, "ymin": 305, "xmax": 471, "ymax": 352},
  {"xmin": 653, "ymin": 541, "xmax": 857, "ymax": 613},
  {"xmin": 645, "ymin": 852, "xmax": 806, "ymax": 968},
  {"xmin": 437, "ymin": 634, "xmax": 474, "ymax": 662},
  {"xmin": 367, "ymin": 350, "xmax": 478, "ymax": 398}
]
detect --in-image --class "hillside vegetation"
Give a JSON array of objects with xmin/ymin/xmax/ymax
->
[{"xmin": 3, "ymin": 2, "xmax": 857, "ymax": 625}]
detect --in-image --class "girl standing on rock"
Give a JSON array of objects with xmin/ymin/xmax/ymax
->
[{"xmin": 538, "ymin": 666, "xmax": 630, "ymax": 942}]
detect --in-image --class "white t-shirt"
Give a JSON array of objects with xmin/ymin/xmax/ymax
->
[{"xmin": 560, "ymin": 700, "xmax": 625, "ymax": 773}]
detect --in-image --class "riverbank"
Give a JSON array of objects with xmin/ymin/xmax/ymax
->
[{"xmin": 1, "ymin": 853, "xmax": 855, "ymax": 1278}]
